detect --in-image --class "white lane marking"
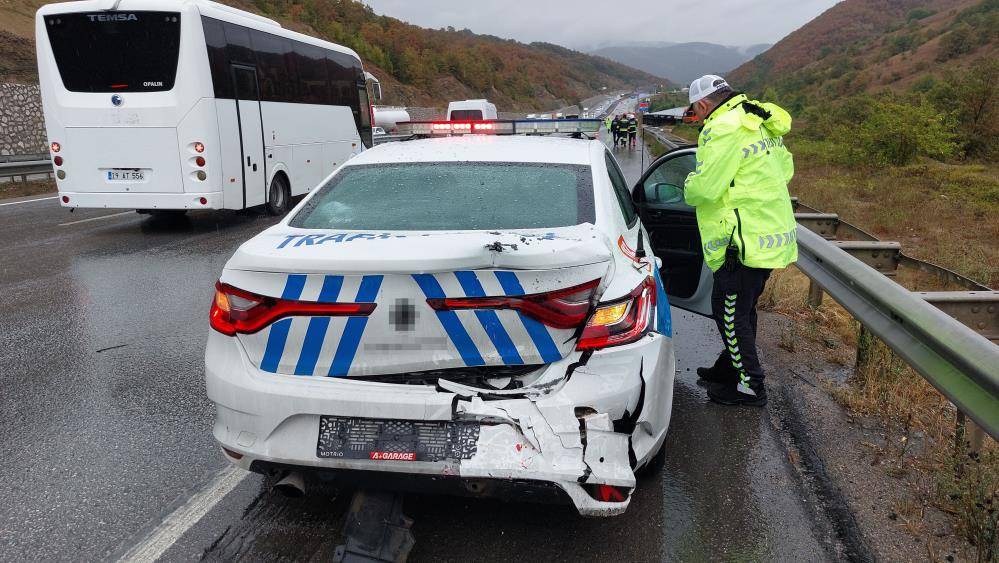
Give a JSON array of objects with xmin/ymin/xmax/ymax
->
[
  {"xmin": 0, "ymin": 195, "xmax": 59, "ymax": 207},
  {"xmin": 58, "ymin": 211, "xmax": 134, "ymax": 226},
  {"xmin": 117, "ymin": 466, "xmax": 248, "ymax": 563}
]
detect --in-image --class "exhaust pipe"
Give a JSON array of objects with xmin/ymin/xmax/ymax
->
[{"xmin": 272, "ymin": 470, "xmax": 306, "ymax": 498}]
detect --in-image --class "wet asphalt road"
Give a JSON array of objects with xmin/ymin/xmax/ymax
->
[{"xmin": 0, "ymin": 98, "xmax": 830, "ymax": 561}]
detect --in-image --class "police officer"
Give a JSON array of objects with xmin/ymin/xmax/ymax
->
[
  {"xmin": 683, "ymin": 74, "xmax": 797, "ymax": 407},
  {"xmin": 611, "ymin": 114, "xmax": 623, "ymax": 147},
  {"xmin": 604, "ymin": 115, "xmax": 613, "ymax": 136}
]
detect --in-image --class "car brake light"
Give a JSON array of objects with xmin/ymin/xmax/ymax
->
[
  {"xmin": 585, "ymin": 484, "xmax": 630, "ymax": 503},
  {"xmin": 193, "ymin": 142, "xmax": 205, "ymax": 153},
  {"xmin": 54, "ymin": 156, "xmax": 63, "ymax": 166},
  {"xmin": 195, "ymin": 156, "xmax": 205, "ymax": 167},
  {"xmin": 576, "ymin": 277, "xmax": 655, "ymax": 350},
  {"xmin": 427, "ymin": 279, "xmax": 600, "ymax": 329},
  {"xmin": 50, "ymin": 142, "xmax": 61, "ymax": 153},
  {"xmin": 209, "ymin": 282, "xmax": 376, "ymax": 336}
]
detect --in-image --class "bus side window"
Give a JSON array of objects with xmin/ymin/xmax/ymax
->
[
  {"xmin": 327, "ymin": 52, "xmax": 355, "ymax": 108},
  {"xmin": 251, "ymin": 31, "xmax": 291, "ymax": 102},
  {"xmin": 202, "ymin": 17, "xmax": 232, "ymax": 98},
  {"xmin": 223, "ymin": 23, "xmax": 254, "ymax": 67}
]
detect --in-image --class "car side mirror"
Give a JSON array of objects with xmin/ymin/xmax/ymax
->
[{"xmin": 651, "ymin": 182, "xmax": 685, "ymax": 204}]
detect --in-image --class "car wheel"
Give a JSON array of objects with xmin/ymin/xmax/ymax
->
[{"xmin": 266, "ymin": 175, "xmax": 290, "ymax": 216}]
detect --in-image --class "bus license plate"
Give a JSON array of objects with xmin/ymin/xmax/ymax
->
[{"xmin": 106, "ymin": 169, "xmax": 146, "ymax": 182}]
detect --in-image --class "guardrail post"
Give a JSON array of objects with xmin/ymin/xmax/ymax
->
[
  {"xmin": 917, "ymin": 291, "xmax": 999, "ymax": 344},
  {"xmin": 955, "ymin": 411, "xmax": 986, "ymax": 455},
  {"xmin": 794, "ymin": 213, "xmax": 841, "ymax": 240},
  {"xmin": 807, "ymin": 279, "xmax": 824, "ymax": 308}
]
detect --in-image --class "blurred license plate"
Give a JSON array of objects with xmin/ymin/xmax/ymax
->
[
  {"xmin": 106, "ymin": 169, "xmax": 146, "ymax": 182},
  {"xmin": 316, "ymin": 416, "xmax": 479, "ymax": 462}
]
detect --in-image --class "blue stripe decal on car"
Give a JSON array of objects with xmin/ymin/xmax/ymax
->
[
  {"xmin": 328, "ymin": 275, "xmax": 383, "ymax": 377},
  {"xmin": 652, "ymin": 266, "xmax": 672, "ymax": 337},
  {"xmin": 260, "ymin": 274, "xmax": 308, "ymax": 372},
  {"xmin": 412, "ymin": 274, "xmax": 485, "ymax": 366},
  {"xmin": 294, "ymin": 276, "xmax": 344, "ymax": 376},
  {"xmin": 494, "ymin": 271, "xmax": 563, "ymax": 363},
  {"xmin": 454, "ymin": 271, "xmax": 524, "ymax": 365}
]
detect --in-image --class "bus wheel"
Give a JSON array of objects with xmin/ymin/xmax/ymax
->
[{"xmin": 266, "ymin": 175, "xmax": 290, "ymax": 216}]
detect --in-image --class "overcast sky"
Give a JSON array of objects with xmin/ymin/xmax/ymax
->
[{"xmin": 362, "ymin": 0, "xmax": 842, "ymax": 49}]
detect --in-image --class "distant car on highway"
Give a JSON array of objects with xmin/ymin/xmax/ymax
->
[
  {"xmin": 205, "ymin": 127, "xmax": 719, "ymax": 516},
  {"xmin": 446, "ymin": 99, "xmax": 498, "ymax": 121}
]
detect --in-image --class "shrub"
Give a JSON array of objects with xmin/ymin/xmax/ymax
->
[
  {"xmin": 825, "ymin": 95, "xmax": 959, "ymax": 166},
  {"xmin": 937, "ymin": 23, "xmax": 977, "ymax": 61},
  {"xmin": 907, "ymin": 8, "xmax": 936, "ymax": 21},
  {"xmin": 928, "ymin": 58, "xmax": 999, "ymax": 159}
]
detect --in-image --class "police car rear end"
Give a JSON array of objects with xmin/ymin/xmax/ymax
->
[{"xmin": 205, "ymin": 122, "xmax": 676, "ymax": 516}]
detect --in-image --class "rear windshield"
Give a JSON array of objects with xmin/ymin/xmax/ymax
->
[
  {"xmin": 449, "ymin": 110, "xmax": 483, "ymax": 120},
  {"xmin": 44, "ymin": 11, "xmax": 181, "ymax": 92},
  {"xmin": 290, "ymin": 162, "xmax": 594, "ymax": 231}
]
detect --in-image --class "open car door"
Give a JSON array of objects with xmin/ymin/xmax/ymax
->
[{"xmin": 632, "ymin": 147, "xmax": 714, "ymax": 316}]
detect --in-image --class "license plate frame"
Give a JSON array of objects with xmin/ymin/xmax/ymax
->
[
  {"xmin": 105, "ymin": 168, "xmax": 147, "ymax": 183},
  {"xmin": 316, "ymin": 416, "xmax": 479, "ymax": 462}
]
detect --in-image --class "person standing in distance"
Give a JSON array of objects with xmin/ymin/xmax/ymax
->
[{"xmin": 683, "ymin": 75, "xmax": 798, "ymax": 406}]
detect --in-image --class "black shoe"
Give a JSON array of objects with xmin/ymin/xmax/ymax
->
[
  {"xmin": 707, "ymin": 381, "xmax": 767, "ymax": 407},
  {"xmin": 696, "ymin": 366, "xmax": 737, "ymax": 385}
]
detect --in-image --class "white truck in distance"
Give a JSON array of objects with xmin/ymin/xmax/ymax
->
[{"xmin": 446, "ymin": 99, "xmax": 498, "ymax": 121}]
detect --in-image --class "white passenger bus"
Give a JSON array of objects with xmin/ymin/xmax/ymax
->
[{"xmin": 35, "ymin": 0, "xmax": 381, "ymax": 215}]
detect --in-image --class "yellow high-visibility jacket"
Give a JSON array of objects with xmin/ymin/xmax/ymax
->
[{"xmin": 684, "ymin": 93, "xmax": 798, "ymax": 272}]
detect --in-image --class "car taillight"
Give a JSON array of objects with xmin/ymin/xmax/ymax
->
[
  {"xmin": 193, "ymin": 141, "xmax": 205, "ymax": 153},
  {"xmin": 209, "ymin": 282, "xmax": 376, "ymax": 336},
  {"xmin": 427, "ymin": 279, "xmax": 600, "ymax": 329},
  {"xmin": 50, "ymin": 142, "xmax": 61, "ymax": 153},
  {"xmin": 576, "ymin": 277, "xmax": 655, "ymax": 350}
]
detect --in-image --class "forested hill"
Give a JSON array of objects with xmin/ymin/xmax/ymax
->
[
  {"xmin": 236, "ymin": 0, "xmax": 661, "ymax": 108},
  {"xmin": 0, "ymin": 0, "xmax": 662, "ymax": 110},
  {"xmin": 728, "ymin": 0, "xmax": 997, "ymax": 101}
]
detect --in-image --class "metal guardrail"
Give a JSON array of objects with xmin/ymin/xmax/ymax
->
[
  {"xmin": 0, "ymin": 157, "xmax": 53, "ymax": 180},
  {"xmin": 795, "ymin": 226, "xmax": 999, "ymax": 439}
]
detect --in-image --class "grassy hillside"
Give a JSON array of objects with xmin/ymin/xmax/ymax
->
[
  {"xmin": 731, "ymin": 0, "xmax": 997, "ymax": 106},
  {"xmin": 0, "ymin": 0, "xmax": 662, "ymax": 110}
]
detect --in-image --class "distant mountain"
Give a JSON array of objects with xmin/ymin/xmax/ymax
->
[
  {"xmin": 590, "ymin": 42, "xmax": 772, "ymax": 85},
  {"xmin": 729, "ymin": 0, "xmax": 998, "ymax": 98}
]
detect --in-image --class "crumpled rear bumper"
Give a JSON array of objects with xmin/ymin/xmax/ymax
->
[{"xmin": 205, "ymin": 331, "xmax": 674, "ymax": 516}]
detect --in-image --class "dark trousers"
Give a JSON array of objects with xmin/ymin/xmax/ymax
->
[{"xmin": 710, "ymin": 261, "xmax": 772, "ymax": 386}]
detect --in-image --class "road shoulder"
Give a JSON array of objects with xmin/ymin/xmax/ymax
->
[{"xmin": 759, "ymin": 311, "xmax": 975, "ymax": 562}]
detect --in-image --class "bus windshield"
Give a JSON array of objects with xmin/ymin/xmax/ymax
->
[{"xmin": 44, "ymin": 11, "xmax": 181, "ymax": 93}]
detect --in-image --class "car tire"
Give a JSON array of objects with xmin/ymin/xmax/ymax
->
[{"xmin": 266, "ymin": 175, "xmax": 290, "ymax": 216}]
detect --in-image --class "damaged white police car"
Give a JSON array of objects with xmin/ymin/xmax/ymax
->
[{"xmin": 205, "ymin": 130, "xmax": 713, "ymax": 516}]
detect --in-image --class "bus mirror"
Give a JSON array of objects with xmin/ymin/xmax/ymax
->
[{"xmin": 364, "ymin": 72, "xmax": 382, "ymax": 102}]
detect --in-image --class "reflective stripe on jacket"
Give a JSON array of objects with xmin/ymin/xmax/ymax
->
[{"xmin": 683, "ymin": 93, "xmax": 797, "ymax": 272}]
